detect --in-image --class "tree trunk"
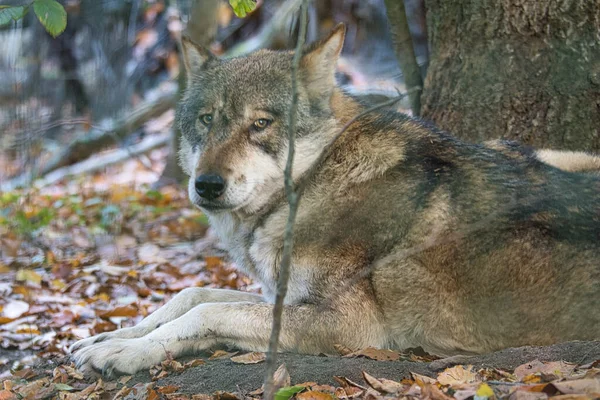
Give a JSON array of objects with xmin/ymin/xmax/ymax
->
[{"xmin": 422, "ymin": 0, "xmax": 600, "ymax": 151}]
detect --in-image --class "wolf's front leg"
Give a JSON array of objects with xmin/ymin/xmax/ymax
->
[
  {"xmin": 69, "ymin": 288, "xmax": 263, "ymax": 353},
  {"xmin": 73, "ymin": 291, "xmax": 387, "ymax": 377}
]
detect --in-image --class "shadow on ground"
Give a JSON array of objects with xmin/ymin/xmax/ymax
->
[{"xmin": 89, "ymin": 341, "xmax": 600, "ymax": 394}]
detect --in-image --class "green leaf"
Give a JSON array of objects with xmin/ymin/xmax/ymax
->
[
  {"xmin": 32, "ymin": 0, "xmax": 66, "ymax": 38},
  {"xmin": 275, "ymin": 385, "xmax": 305, "ymax": 400},
  {"xmin": 0, "ymin": 6, "xmax": 27, "ymax": 26},
  {"xmin": 229, "ymin": 0, "xmax": 257, "ymax": 18},
  {"xmin": 54, "ymin": 383, "xmax": 74, "ymax": 391}
]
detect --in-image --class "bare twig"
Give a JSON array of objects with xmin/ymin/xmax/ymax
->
[
  {"xmin": 263, "ymin": 1, "xmax": 309, "ymax": 399},
  {"xmin": 384, "ymin": 0, "xmax": 423, "ymax": 116}
]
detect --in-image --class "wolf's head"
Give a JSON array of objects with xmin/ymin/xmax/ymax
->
[{"xmin": 176, "ymin": 25, "xmax": 346, "ymax": 213}]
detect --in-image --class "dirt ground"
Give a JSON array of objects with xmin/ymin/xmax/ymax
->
[{"xmin": 7, "ymin": 340, "xmax": 599, "ymax": 395}]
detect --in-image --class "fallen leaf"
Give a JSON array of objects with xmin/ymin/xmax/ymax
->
[
  {"xmin": 273, "ymin": 364, "xmax": 291, "ymax": 389},
  {"xmin": 475, "ymin": 382, "xmax": 494, "ymax": 399},
  {"xmin": 421, "ymin": 383, "xmax": 454, "ymax": 400},
  {"xmin": 344, "ymin": 347, "xmax": 400, "ymax": 361},
  {"xmin": 98, "ymin": 304, "xmax": 138, "ymax": 318},
  {"xmin": 15, "ymin": 269, "xmax": 42, "ymax": 285},
  {"xmin": 2, "ymin": 300, "xmax": 29, "ymax": 319},
  {"xmin": 209, "ymin": 350, "xmax": 238, "ymax": 360},
  {"xmin": 214, "ymin": 391, "xmax": 241, "ymax": 400},
  {"xmin": 362, "ymin": 371, "xmax": 404, "ymax": 394},
  {"xmin": 275, "ymin": 385, "xmax": 305, "ymax": 400},
  {"xmin": 230, "ymin": 352, "xmax": 265, "ymax": 364},
  {"xmin": 509, "ymin": 391, "xmax": 549, "ymax": 400},
  {"xmin": 437, "ymin": 365, "xmax": 479, "ymax": 386},
  {"xmin": 551, "ymin": 379, "xmax": 600, "ymax": 395},
  {"xmin": 157, "ymin": 385, "xmax": 180, "ymax": 394},
  {"xmin": 296, "ymin": 391, "xmax": 335, "ymax": 400},
  {"xmin": 514, "ymin": 360, "xmax": 576, "ymax": 381},
  {"xmin": 0, "ymin": 390, "xmax": 17, "ymax": 400},
  {"xmin": 411, "ymin": 372, "xmax": 438, "ymax": 385},
  {"xmin": 333, "ymin": 376, "xmax": 367, "ymax": 390},
  {"xmin": 138, "ymin": 243, "xmax": 168, "ymax": 264}
]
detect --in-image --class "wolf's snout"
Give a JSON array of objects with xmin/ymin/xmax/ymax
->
[{"xmin": 195, "ymin": 174, "xmax": 226, "ymax": 200}]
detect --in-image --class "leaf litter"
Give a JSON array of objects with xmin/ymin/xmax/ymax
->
[{"xmin": 0, "ymin": 133, "xmax": 599, "ymax": 399}]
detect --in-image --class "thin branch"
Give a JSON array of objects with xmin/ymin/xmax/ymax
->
[
  {"xmin": 263, "ymin": 1, "xmax": 309, "ymax": 399},
  {"xmin": 384, "ymin": 0, "xmax": 423, "ymax": 116}
]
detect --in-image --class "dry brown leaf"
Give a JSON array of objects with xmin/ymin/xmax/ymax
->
[
  {"xmin": 333, "ymin": 376, "xmax": 367, "ymax": 390},
  {"xmin": 209, "ymin": 350, "xmax": 238, "ymax": 360},
  {"xmin": 213, "ymin": 391, "xmax": 241, "ymax": 400},
  {"xmin": 192, "ymin": 395, "xmax": 213, "ymax": 400},
  {"xmin": 230, "ymin": 352, "xmax": 265, "ymax": 364},
  {"xmin": 362, "ymin": 387, "xmax": 384, "ymax": 400},
  {"xmin": 509, "ymin": 391, "xmax": 549, "ymax": 400},
  {"xmin": 0, "ymin": 390, "xmax": 17, "ymax": 400},
  {"xmin": 514, "ymin": 360, "xmax": 577, "ymax": 381},
  {"xmin": 296, "ymin": 390, "xmax": 335, "ymax": 400},
  {"xmin": 183, "ymin": 359, "xmax": 205, "ymax": 368},
  {"xmin": 551, "ymin": 379, "xmax": 600, "ymax": 395},
  {"xmin": 98, "ymin": 304, "xmax": 138, "ymax": 318},
  {"xmin": 344, "ymin": 347, "xmax": 400, "ymax": 361},
  {"xmin": 157, "ymin": 385, "xmax": 180, "ymax": 394},
  {"xmin": 411, "ymin": 372, "xmax": 437, "ymax": 385},
  {"xmin": 437, "ymin": 365, "xmax": 479, "ymax": 386},
  {"xmin": 421, "ymin": 383, "xmax": 454, "ymax": 400},
  {"xmin": 273, "ymin": 364, "xmax": 291, "ymax": 389},
  {"xmin": 361, "ymin": 371, "xmax": 404, "ymax": 394}
]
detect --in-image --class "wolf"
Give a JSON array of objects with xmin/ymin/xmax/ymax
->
[{"xmin": 70, "ymin": 25, "xmax": 600, "ymax": 377}]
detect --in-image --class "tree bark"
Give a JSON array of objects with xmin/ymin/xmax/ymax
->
[
  {"xmin": 422, "ymin": 0, "xmax": 600, "ymax": 151},
  {"xmin": 384, "ymin": 0, "xmax": 423, "ymax": 116}
]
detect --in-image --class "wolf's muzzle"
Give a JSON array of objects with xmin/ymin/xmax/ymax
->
[{"xmin": 195, "ymin": 174, "xmax": 226, "ymax": 200}]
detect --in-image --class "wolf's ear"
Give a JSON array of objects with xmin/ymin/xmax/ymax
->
[
  {"xmin": 300, "ymin": 23, "xmax": 346, "ymax": 99},
  {"xmin": 180, "ymin": 35, "xmax": 215, "ymax": 79}
]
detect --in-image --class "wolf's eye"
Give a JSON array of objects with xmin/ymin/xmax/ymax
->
[
  {"xmin": 253, "ymin": 118, "xmax": 271, "ymax": 130},
  {"xmin": 199, "ymin": 114, "xmax": 213, "ymax": 126}
]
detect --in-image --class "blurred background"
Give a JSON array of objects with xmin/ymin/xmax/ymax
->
[{"xmin": 0, "ymin": 0, "xmax": 428, "ymax": 190}]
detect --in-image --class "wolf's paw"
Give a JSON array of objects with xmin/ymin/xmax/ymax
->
[
  {"xmin": 69, "ymin": 326, "xmax": 147, "ymax": 354},
  {"xmin": 72, "ymin": 338, "xmax": 165, "ymax": 378}
]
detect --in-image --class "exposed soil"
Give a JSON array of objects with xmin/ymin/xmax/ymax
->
[{"xmin": 11, "ymin": 340, "xmax": 600, "ymax": 395}]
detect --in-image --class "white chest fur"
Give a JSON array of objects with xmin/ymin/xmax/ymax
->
[{"xmin": 207, "ymin": 209, "xmax": 313, "ymax": 305}]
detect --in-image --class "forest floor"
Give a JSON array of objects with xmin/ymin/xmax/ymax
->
[{"xmin": 1, "ymin": 142, "xmax": 600, "ymax": 399}]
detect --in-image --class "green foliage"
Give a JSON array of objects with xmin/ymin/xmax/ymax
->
[
  {"xmin": 0, "ymin": 1, "xmax": 66, "ymax": 38},
  {"xmin": 54, "ymin": 383, "xmax": 74, "ymax": 391},
  {"xmin": 13, "ymin": 208, "xmax": 54, "ymax": 234},
  {"xmin": 274, "ymin": 385, "xmax": 305, "ymax": 400},
  {"xmin": 0, "ymin": 5, "xmax": 27, "ymax": 26},
  {"xmin": 33, "ymin": 0, "xmax": 67, "ymax": 37},
  {"xmin": 229, "ymin": 0, "xmax": 257, "ymax": 18}
]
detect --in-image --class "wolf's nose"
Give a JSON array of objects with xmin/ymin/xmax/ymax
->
[{"xmin": 195, "ymin": 174, "xmax": 226, "ymax": 200}]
